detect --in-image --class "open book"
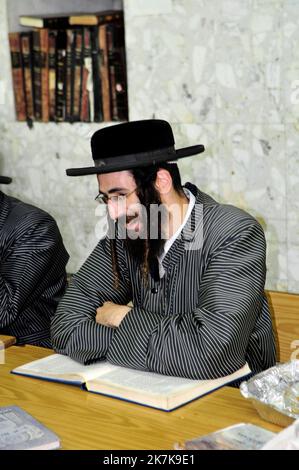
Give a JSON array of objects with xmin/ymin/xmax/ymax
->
[{"xmin": 12, "ymin": 354, "xmax": 251, "ymax": 412}]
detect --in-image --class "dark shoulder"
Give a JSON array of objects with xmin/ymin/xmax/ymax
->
[
  {"xmin": 6, "ymin": 194, "xmax": 56, "ymax": 226},
  {"xmin": 2, "ymin": 194, "xmax": 61, "ymax": 245},
  {"xmin": 189, "ymin": 185, "xmax": 264, "ymax": 244},
  {"xmin": 205, "ymin": 202, "xmax": 265, "ymax": 251}
]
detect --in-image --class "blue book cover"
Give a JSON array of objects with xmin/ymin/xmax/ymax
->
[
  {"xmin": 11, "ymin": 353, "xmax": 251, "ymax": 412},
  {"xmin": 0, "ymin": 405, "xmax": 60, "ymax": 450}
]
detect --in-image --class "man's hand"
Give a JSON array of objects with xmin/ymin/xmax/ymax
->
[{"xmin": 96, "ymin": 302, "xmax": 132, "ymax": 328}]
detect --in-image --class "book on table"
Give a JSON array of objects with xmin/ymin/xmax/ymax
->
[
  {"xmin": 174, "ymin": 423, "xmax": 276, "ymax": 450},
  {"xmin": 0, "ymin": 405, "xmax": 60, "ymax": 450},
  {"xmin": 11, "ymin": 354, "xmax": 251, "ymax": 412}
]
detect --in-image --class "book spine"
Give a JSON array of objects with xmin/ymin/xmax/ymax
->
[
  {"xmin": 20, "ymin": 16, "xmax": 70, "ymax": 29},
  {"xmin": 106, "ymin": 25, "xmax": 118, "ymax": 121},
  {"xmin": 99, "ymin": 24, "xmax": 111, "ymax": 122},
  {"xmin": 32, "ymin": 29, "xmax": 48, "ymax": 121},
  {"xmin": 90, "ymin": 26, "xmax": 103, "ymax": 122},
  {"xmin": 20, "ymin": 32, "xmax": 34, "ymax": 121},
  {"xmin": 55, "ymin": 30, "xmax": 67, "ymax": 122},
  {"xmin": 94, "ymin": 11, "xmax": 124, "ymax": 25},
  {"xmin": 80, "ymin": 28, "xmax": 91, "ymax": 122},
  {"xmin": 72, "ymin": 28, "xmax": 84, "ymax": 122},
  {"xmin": 111, "ymin": 23, "xmax": 128, "ymax": 121},
  {"xmin": 107, "ymin": 23, "xmax": 128, "ymax": 121},
  {"xmin": 39, "ymin": 29, "xmax": 49, "ymax": 122},
  {"xmin": 65, "ymin": 29, "xmax": 74, "ymax": 121},
  {"xmin": 32, "ymin": 30, "xmax": 41, "ymax": 120},
  {"xmin": 48, "ymin": 30, "xmax": 57, "ymax": 121},
  {"xmin": 69, "ymin": 10, "xmax": 123, "ymax": 26},
  {"xmin": 43, "ymin": 17, "xmax": 70, "ymax": 29},
  {"xmin": 8, "ymin": 32, "xmax": 26, "ymax": 121},
  {"xmin": 85, "ymin": 28, "xmax": 94, "ymax": 122}
]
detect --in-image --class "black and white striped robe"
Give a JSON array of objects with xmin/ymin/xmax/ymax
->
[
  {"xmin": 51, "ymin": 183, "xmax": 276, "ymax": 379},
  {"xmin": 0, "ymin": 191, "xmax": 69, "ymax": 347}
]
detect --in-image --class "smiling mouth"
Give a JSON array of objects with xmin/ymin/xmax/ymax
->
[
  {"xmin": 126, "ymin": 213, "xmax": 139, "ymax": 224},
  {"xmin": 126, "ymin": 219, "xmax": 139, "ymax": 230},
  {"xmin": 125, "ymin": 213, "xmax": 141, "ymax": 232}
]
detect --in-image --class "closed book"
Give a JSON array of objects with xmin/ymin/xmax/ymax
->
[
  {"xmin": 0, "ymin": 405, "xmax": 60, "ymax": 450},
  {"xmin": 71, "ymin": 28, "xmax": 84, "ymax": 122},
  {"xmin": 106, "ymin": 23, "xmax": 128, "ymax": 121},
  {"xmin": 55, "ymin": 31, "xmax": 67, "ymax": 122},
  {"xmin": 65, "ymin": 29, "xmax": 75, "ymax": 122},
  {"xmin": 48, "ymin": 30, "xmax": 57, "ymax": 121},
  {"xmin": 99, "ymin": 24, "xmax": 111, "ymax": 122},
  {"xmin": 8, "ymin": 32, "xmax": 26, "ymax": 121},
  {"xmin": 174, "ymin": 423, "xmax": 275, "ymax": 450},
  {"xmin": 80, "ymin": 28, "xmax": 92, "ymax": 122},
  {"xmin": 69, "ymin": 10, "xmax": 123, "ymax": 26},
  {"xmin": 84, "ymin": 28, "xmax": 94, "ymax": 122},
  {"xmin": 20, "ymin": 11, "xmax": 123, "ymax": 29},
  {"xmin": 32, "ymin": 29, "xmax": 49, "ymax": 122},
  {"xmin": 90, "ymin": 26, "xmax": 103, "ymax": 122},
  {"xmin": 11, "ymin": 353, "xmax": 251, "ymax": 412},
  {"xmin": 20, "ymin": 32, "xmax": 34, "ymax": 121},
  {"xmin": 20, "ymin": 14, "xmax": 70, "ymax": 29}
]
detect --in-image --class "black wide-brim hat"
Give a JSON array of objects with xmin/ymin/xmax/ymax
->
[
  {"xmin": 0, "ymin": 176, "xmax": 12, "ymax": 184},
  {"xmin": 66, "ymin": 119, "xmax": 205, "ymax": 176}
]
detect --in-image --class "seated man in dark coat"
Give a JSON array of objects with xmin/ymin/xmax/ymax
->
[
  {"xmin": 51, "ymin": 120, "xmax": 276, "ymax": 379},
  {"xmin": 0, "ymin": 175, "xmax": 69, "ymax": 347}
]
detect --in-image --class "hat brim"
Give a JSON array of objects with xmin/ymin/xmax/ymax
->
[
  {"xmin": 66, "ymin": 145, "xmax": 205, "ymax": 176},
  {"xmin": 0, "ymin": 176, "xmax": 12, "ymax": 184}
]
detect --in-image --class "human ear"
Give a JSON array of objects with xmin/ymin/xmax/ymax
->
[{"xmin": 154, "ymin": 168, "xmax": 172, "ymax": 195}]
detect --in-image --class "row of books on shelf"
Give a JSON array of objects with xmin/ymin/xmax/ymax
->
[{"xmin": 8, "ymin": 10, "xmax": 128, "ymax": 124}]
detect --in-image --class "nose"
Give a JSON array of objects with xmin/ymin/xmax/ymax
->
[{"xmin": 107, "ymin": 199, "xmax": 126, "ymax": 221}]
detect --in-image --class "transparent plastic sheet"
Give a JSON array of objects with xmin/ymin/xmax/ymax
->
[
  {"xmin": 240, "ymin": 360, "xmax": 299, "ymax": 426},
  {"xmin": 261, "ymin": 418, "xmax": 299, "ymax": 450}
]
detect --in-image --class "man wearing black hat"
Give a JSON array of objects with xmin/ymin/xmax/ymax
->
[
  {"xmin": 0, "ymin": 175, "xmax": 69, "ymax": 346},
  {"xmin": 51, "ymin": 119, "xmax": 276, "ymax": 379}
]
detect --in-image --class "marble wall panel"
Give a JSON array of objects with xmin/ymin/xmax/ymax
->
[{"xmin": 0, "ymin": 0, "xmax": 298, "ymax": 292}]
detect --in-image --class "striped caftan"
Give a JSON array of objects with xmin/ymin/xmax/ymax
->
[
  {"xmin": 0, "ymin": 191, "xmax": 69, "ymax": 347},
  {"xmin": 51, "ymin": 183, "xmax": 276, "ymax": 379}
]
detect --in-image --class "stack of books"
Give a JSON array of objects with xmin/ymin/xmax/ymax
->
[{"xmin": 8, "ymin": 10, "xmax": 128, "ymax": 124}]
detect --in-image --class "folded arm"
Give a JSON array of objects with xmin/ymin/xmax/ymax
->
[
  {"xmin": 107, "ymin": 222, "xmax": 268, "ymax": 379},
  {"xmin": 51, "ymin": 239, "xmax": 132, "ymax": 364}
]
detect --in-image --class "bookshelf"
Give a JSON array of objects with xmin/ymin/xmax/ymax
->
[
  {"xmin": 7, "ymin": 0, "xmax": 123, "ymax": 32},
  {"xmin": 2, "ymin": 0, "xmax": 128, "ymax": 274},
  {"xmin": 6, "ymin": 0, "xmax": 128, "ymax": 125}
]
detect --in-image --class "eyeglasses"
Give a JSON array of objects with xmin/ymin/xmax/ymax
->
[{"xmin": 95, "ymin": 186, "xmax": 139, "ymax": 205}]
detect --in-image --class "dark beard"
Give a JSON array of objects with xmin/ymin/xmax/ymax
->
[{"xmin": 124, "ymin": 232, "xmax": 166, "ymax": 280}]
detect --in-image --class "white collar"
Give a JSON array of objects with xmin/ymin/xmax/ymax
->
[{"xmin": 158, "ymin": 188, "xmax": 195, "ymax": 276}]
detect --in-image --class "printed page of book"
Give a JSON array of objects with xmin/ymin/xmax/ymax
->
[
  {"xmin": 12, "ymin": 354, "xmax": 114, "ymax": 383},
  {"xmin": 86, "ymin": 367, "xmax": 198, "ymax": 409},
  {"xmin": 87, "ymin": 363, "xmax": 251, "ymax": 409},
  {"xmin": 89, "ymin": 366, "xmax": 198, "ymax": 395}
]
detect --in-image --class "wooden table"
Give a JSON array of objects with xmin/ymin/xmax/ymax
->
[
  {"xmin": 0, "ymin": 345, "xmax": 283, "ymax": 450},
  {"xmin": 0, "ymin": 335, "xmax": 16, "ymax": 349}
]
